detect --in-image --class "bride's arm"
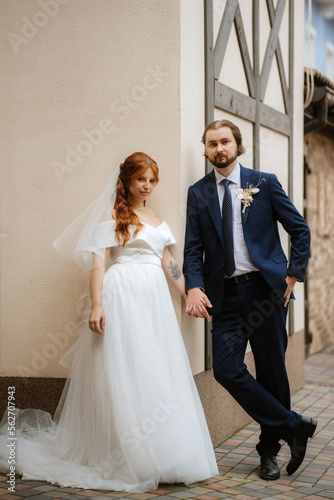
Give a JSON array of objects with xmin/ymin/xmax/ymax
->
[
  {"xmin": 89, "ymin": 248, "xmax": 111, "ymax": 334},
  {"xmin": 161, "ymin": 248, "xmax": 187, "ymax": 300}
]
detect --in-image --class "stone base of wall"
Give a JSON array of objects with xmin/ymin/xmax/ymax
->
[
  {"xmin": 0, "ymin": 377, "xmax": 66, "ymax": 418},
  {"xmin": 0, "ymin": 330, "xmax": 305, "ymax": 447}
]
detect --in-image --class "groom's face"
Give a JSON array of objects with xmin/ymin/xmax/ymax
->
[{"xmin": 205, "ymin": 127, "xmax": 238, "ymax": 171}]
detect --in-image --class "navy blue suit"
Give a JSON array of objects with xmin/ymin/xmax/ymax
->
[{"xmin": 183, "ymin": 166, "xmax": 311, "ymax": 455}]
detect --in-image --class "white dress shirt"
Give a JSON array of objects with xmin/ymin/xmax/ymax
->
[{"xmin": 214, "ymin": 164, "xmax": 259, "ymax": 277}]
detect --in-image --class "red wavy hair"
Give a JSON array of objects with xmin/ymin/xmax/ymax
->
[{"xmin": 114, "ymin": 152, "xmax": 159, "ymax": 246}]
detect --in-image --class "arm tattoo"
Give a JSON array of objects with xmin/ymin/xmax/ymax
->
[{"xmin": 169, "ymin": 260, "xmax": 182, "ymax": 280}]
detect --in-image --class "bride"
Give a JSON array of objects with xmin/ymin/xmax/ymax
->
[{"xmin": 0, "ymin": 152, "xmax": 218, "ymax": 493}]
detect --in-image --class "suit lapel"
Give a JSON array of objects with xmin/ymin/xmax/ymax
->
[
  {"xmin": 204, "ymin": 170, "xmax": 224, "ymax": 245},
  {"xmin": 240, "ymin": 165, "xmax": 258, "ymax": 225}
]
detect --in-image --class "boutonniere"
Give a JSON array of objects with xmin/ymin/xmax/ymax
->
[{"xmin": 237, "ymin": 178, "xmax": 266, "ymax": 213}]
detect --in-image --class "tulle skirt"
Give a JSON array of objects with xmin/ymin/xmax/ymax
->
[{"xmin": 0, "ymin": 261, "xmax": 218, "ymax": 492}]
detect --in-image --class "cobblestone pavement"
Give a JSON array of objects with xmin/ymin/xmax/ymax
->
[{"xmin": 1, "ymin": 348, "xmax": 333, "ymax": 500}]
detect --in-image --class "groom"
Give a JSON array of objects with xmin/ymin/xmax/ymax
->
[{"xmin": 183, "ymin": 119, "xmax": 317, "ymax": 480}]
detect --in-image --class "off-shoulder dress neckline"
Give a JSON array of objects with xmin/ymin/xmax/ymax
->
[{"xmin": 106, "ymin": 219, "xmax": 166, "ymax": 230}]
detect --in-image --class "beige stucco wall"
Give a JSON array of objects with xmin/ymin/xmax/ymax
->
[
  {"xmin": 0, "ymin": 0, "xmax": 306, "ymax": 384},
  {"xmin": 1, "ymin": 0, "xmax": 195, "ymax": 378}
]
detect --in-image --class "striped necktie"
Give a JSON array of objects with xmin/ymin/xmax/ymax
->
[{"xmin": 221, "ymin": 179, "xmax": 236, "ymax": 277}]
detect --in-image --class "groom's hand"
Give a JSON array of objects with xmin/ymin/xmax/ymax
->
[
  {"xmin": 185, "ymin": 288, "xmax": 212, "ymax": 322},
  {"xmin": 284, "ymin": 275, "xmax": 297, "ymax": 307}
]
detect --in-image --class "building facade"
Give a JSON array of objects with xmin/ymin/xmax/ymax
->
[
  {"xmin": 304, "ymin": 0, "xmax": 334, "ymax": 356},
  {"xmin": 1, "ymin": 0, "xmax": 306, "ymax": 445}
]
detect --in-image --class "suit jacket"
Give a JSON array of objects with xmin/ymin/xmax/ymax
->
[{"xmin": 183, "ymin": 165, "xmax": 311, "ymax": 316}]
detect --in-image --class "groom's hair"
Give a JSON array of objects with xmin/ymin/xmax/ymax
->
[{"xmin": 202, "ymin": 119, "xmax": 246, "ymax": 156}]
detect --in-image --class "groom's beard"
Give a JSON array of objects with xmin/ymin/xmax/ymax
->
[{"xmin": 210, "ymin": 151, "xmax": 238, "ymax": 169}]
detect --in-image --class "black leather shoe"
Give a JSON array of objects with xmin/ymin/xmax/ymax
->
[
  {"xmin": 286, "ymin": 416, "xmax": 317, "ymax": 475},
  {"xmin": 258, "ymin": 454, "xmax": 280, "ymax": 480}
]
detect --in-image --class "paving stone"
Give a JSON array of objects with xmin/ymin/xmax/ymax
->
[
  {"xmin": 186, "ymin": 488, "xmax": 217, "ymax": 495},
  {"xmin": 315, "ymin": 482, "xmax": 334, "ymax": 491},
  {"xmin": 19, "ymin": 481, "xmax": 47, "ymax": 487},
  {"xmin": 202, "ymin": 484, "xmax": 229, "ymax": 492},
  {"xmin": 251, "ymin": 488, "xmax": 283, "ymax": 496},
  {"xmin": 194, "ymin": 495, "xmax": 223, "ymax": 500},
  {"xmin": 17, "ymin": 496, "xmax": 53, "ymax": 500},
  {"xmin": 205, "ymin": 493, "xmax": 230, "ymax": 499},
  {"xmin": 238, "ymin": 492, "xmax": 270, "ymax": 498},
  {"xmin": 9, "ymin": 485, "xmax": 35, "ymax": 492},
  {"xmin": 57, "ymin": 488, "xmax": 85, "ymax": 494},
  {"xmin": 293, "ymin": 475, "xmax": 320, "ymax": 484},
  {"xmin": 149, "ymin": 497, "xmax": 181, "ymax": 500},
  {"xmin": 127, "ymin": 494, "xmax": 159, "ymax": 499},
  {"xmin": 90, "ymin": 493, "xmax": 125, "ymax": 500},
  {"xmin": 43, "ymin": 493, "xmax": 87, "ymax": 499},
  {"xmin": 294, "ymin": 486, "xmax": 326, "ymax": 495},
  {"xmin": 74, "ymin": 490, "xmax": 106, "ymax": 497},
  {"xmin": 167, "ymin": 492, "xmax": 195, "ymax": 499},
  {"xmin": 3, "ymin": 351, "xmax": 334, "ymax": 499},
  {"xmin": 316, "ymin": 492, "xmax": 334, "ymax": 499},
  {"xmin": 32, "ymin": 485, "xmax": 60, "ymax": 493},
  {"xmin": 10, "ymin": 489, "xmax": 46, "ymax": 497},
  {"xmin": 0, "ymin": 495, "xmax": 24, "ymax": 500},
  {"xmin": 96, "ymin": 494, "xmax": 129, "ymax": 498},
  {"xmin": 216, "ymin": 488, "xmax": 243, "ymax": 495}
]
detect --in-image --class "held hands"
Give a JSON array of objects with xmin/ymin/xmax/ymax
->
[
  {"xmin": 185, "ymin": 288, "xmax": 212, "ymax": 322},
  {"xmin": 89, "ymin": 305, "xmax": 105, "ymax": 334},
  {"xmin": 284, "ymin": 275, "xmax": 297, "ymax": 307}
]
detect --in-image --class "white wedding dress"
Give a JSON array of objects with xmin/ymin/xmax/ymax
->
[{"xmin": 0, "ymin": 221, "xmax": 218, "ymax": 492}]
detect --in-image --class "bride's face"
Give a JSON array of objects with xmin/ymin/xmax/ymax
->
[{"xmin": 128, "ymin": 167, "xmax": 157, "ymax": 205}]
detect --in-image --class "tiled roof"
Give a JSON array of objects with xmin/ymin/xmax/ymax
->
[{"xmin": 305, "ymin": 67, "xmax": 334, "ymax": 91}]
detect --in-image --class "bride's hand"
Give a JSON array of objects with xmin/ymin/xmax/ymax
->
[
  {"xmin": 89, "ymin": 305, "xmax": 105, "ymax": 334},
  {"xmin": 185, "ymin": 288, "xmax": 212, "ymax": 322}
]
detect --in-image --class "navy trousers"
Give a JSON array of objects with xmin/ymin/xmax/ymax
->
[{"xmin": 211, "ymin": 274, "xmax": 301, "ymax": 456}]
